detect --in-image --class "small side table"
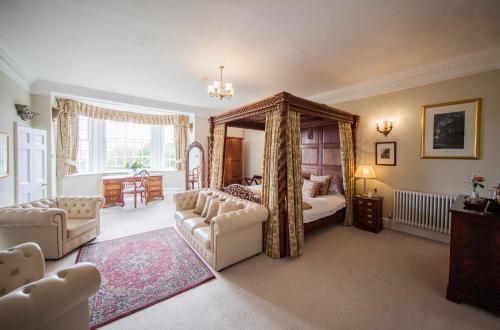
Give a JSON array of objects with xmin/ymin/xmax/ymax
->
[{"xmin": 354, "ymin": 195, "xmax": 383, "ymax": 233}]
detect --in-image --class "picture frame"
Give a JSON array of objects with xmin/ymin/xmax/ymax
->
[
  {"xmin": 0, "ymin": 132, "xmax": 9, "ymax": 178},
  {"xmin": 420, "ymin": 98, "xmax": 481, "ymax": 159},
  {"xmin": 375, "ymin": 142, "xmax": 396, "ymax": 166}
]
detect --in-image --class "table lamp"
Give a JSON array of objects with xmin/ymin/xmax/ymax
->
[{"xmin": 354, "ymin": 164, "xmax": 376, "ymax": 196}]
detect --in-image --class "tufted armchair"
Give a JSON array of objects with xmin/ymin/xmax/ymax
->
[
  {"xmin": 0, "ymin": 242, "xmax": 100, "ymax": 330},
  {"xmin": 174, "ymin": 189, "xmax": 268, "ymax": 271},
  {"xmin": 0, "ymin": 196, "xmax": 105, "ymax": 259}
]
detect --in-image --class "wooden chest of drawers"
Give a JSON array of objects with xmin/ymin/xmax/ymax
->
[
  {"xmin": 354, "ymin": 195, "xmax": 383, "ymax": 233},
  {"xmin": 102, "ymin": 174, "xmax": 164, "ymax": 207}
]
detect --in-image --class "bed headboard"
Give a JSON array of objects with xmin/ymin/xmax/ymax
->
[{"xmin": 300, "ymin": 123, "xmax": 344, "ymax": 193}]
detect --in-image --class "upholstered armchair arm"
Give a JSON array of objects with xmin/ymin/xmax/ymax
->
[
  {"xmin": 0, "ymin": 207, "xmax": 66, "ymax": 227},
  {"xmin": 174, "ymin": 190, "xmax": 200, "ymax": 211},
  {"xmin": 0, "ymin": 262, "xmax": 101, "ymax": 330},
  {"xmin": 211, "ymin": 204, "xmax": 268, "ymax": 235}
]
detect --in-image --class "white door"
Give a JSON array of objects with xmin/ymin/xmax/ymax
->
[{"xmin": 15, "ymin": 124, "xmax": 47, "ymax": 203}]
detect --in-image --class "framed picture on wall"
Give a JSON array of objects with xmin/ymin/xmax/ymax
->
[
  {"xmin": 420, "ymin": 98, "xmax": 481, "ymax": 159},
  {"xmin": 0, "ymin": 132, "xmax": 9, "ymax": 177},
  {"xmin": 375, "ymin": 142, "xmax": 396, "ymax": 166}
]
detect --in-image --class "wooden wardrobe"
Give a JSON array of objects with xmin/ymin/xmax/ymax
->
[{"xmin": 224, "ymin": 137, "xmax": 243, "ymax": 185}]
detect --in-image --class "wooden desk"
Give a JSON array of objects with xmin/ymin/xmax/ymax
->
[
  {"xmin": 447, "ymin": 195, "xmax": 500, "ymax": 316},
  {"xmin": 102, "ymin": 173, "xmax": 164, "ymax": 207}
]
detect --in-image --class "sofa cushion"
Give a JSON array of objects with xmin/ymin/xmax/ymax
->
[
  {"xmin": 193, "ymin": 227, "xmax": 211, "ymax": 250},
  {"xmin": 193, "ymin": 192, "xmax": 212, "ymax": 215},
  {"xmin": 175, "ymin": 210, "xmax": 198, "ymax": 222},
  {"xmin": 66, "ymin": 218, "xmax": 97, "ymax": 239},
  {"xmin": 182, "ymin": 217, "xmax": 208, "ymax": 234},
  {"xmin": 203, "ymin": 198, "xmax": 221, "ymax": 224}
]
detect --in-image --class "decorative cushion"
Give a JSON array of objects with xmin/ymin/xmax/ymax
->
[
  {"xmin": 203, "ymin": 198, "xmax": 221, "ymax": 223},
  {"xmin": 193, "ymin": 192, "xmax": 212, "ymax": 215},
  {"xmin": 201, "ymin": 196, "xmax": 214, "ymax": 218},
  {"xmin": 217, "ymin": 201, "xmax": 245, "ymax": 216},
  {"xmin": 302, "ymin": 201, "xmax": 312, "ymax": 210},
  {"xmin": 66, "ymin": 218, "xmax": 98, "ymax": 239},
  {"xmin": 302, "ymin": 180, "xmax": 320, "ymax": 198},
  {"xmin": 310, "ymin": 174, "xmax": 331, "ymax": 195}
]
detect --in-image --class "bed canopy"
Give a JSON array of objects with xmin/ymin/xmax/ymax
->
[{"xmin": 208, "ymin": 92, "xmax": 359, "ymax": 259}]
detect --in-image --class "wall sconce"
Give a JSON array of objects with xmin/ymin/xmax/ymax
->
[
  {"xmin": 376, "ymin": 120, "xmax": 393, "ymax": 136},
  {"xmin": 15, "ymin": 104, "xmax": 39, "ymax": 121}
]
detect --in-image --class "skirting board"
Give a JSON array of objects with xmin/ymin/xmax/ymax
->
[{"xmin": 383, "ymin": 218, "xmax": 450, "ymax": 244}]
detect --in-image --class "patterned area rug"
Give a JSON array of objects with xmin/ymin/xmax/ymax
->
[{"xmin": 76, "ymin": 227, "xmax": 215, "ymax": 329}]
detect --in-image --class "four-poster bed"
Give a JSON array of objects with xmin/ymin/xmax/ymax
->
[{"xmin": 208, "ymin": 92, "xmax": 359, "ymax": 259}]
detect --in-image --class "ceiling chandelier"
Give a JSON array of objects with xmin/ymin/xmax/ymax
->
[{"xmin": 207, "ymin": 65, "xmax": 234, "ymax": 100}]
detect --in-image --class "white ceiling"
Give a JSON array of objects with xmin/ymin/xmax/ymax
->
[{"xmin": 1, "ymin": 0, "xmax": 500, "ymax": 113}]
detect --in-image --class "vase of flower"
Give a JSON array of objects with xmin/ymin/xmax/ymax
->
[
  {"xmin": 125, "ymin": 160, "xmax": 144, "ymax": 174},
  {"xmin": 470, "ymin": 174, "xmax": 485, "ymax": 200}
]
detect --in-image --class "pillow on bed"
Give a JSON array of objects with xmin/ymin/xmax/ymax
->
[
  {"xmin": 302, "ymin": 201, "xmax": 312, "ymax": 210},
  {"xmin": 193, "ymin": 192, "xmax": 212, "ymax": 214},
  {"xmin": 302, "ymin": 180, "xmax": 320, "ymax": 198},
  {"xmin": 310, "ymin": 174, "xmax": 331, "ymax": 195}
]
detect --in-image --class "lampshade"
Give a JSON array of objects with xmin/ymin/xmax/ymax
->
[{"xmin": 354, "ymin": 164, "xmax": 376, "ymax": 179}]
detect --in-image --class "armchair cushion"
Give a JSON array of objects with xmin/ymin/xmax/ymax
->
[{"xmin": 67, "ymin": 219, "xmax": 98, "ymax": 239}]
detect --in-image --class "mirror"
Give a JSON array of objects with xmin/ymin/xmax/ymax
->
[{"xmin": 185, "ymin": 141, "xmax": 205, "ymax": 190}]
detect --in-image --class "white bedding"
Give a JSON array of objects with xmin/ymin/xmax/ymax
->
[
  {"xmin": 303, "ymin": 193, "xmax": 346, "ymax": 223},
  {"xmin": 245, "ymin": 184, "xmax": 345, "ymax": 223}
]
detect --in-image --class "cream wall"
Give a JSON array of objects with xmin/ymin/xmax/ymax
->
[
  {"xmin": 0, "ymin": 72, "xmax": 32, "ymax": 206},
  {"xmin": 335, "ymin": 69, "xmax": 500, "ymax": 218}
]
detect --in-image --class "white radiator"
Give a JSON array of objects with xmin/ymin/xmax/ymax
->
[{"xmin": 392, "ymin": 189, "xmax": 456, "ymax": 235}]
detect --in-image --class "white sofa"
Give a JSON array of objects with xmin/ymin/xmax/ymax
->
[
  {"xmin": 0, "ymin": 197, "xmax": 105, "ymax": 259},
  {"xmin": 0, "ymin": 242, "xmax": 100, "ymax": 330},
  {"xmin": 174, "ymin": 189, "xmax": 268, "ymax": 271}
]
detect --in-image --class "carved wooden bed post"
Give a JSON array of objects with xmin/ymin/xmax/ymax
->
[
  {"xmin": 207, "ymin": 116, "xmax": 214, "ymax": 187},
  {"xmin": 276, "ymin": 101, "xmax": 289, "ymax": 257}
]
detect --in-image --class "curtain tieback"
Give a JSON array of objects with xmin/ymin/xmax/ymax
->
[{"xmin": 57, "ymin": 157, "xmax": 77, "ymax": 167}]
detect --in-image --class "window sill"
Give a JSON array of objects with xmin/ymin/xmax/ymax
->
[{"xmin": 68, "ymin": 169, "xmax": 181, "ymax": 177}]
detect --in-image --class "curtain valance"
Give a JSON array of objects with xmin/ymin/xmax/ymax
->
[{"xmin": 55, "ymin": 98, "xmax": 189, "ymax": 126}]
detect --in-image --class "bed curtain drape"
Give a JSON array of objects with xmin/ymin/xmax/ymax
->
[
  {"xmin": 55, "ymin": 98, "xmax": 189, "ymax": 175},
  {"xmin": 262, "ymin": 109, "xmax": 304, "ymax": 258},
  {"xmin": 262, "ymin": 111, "xmax": 281, "ymax": 258},
  {"xmin": 285, "ymin": 110, "xmax": 304, "ymax": 257},
  {"xmin": 339, "ymin": 122, "xmax": 355, "ymax": 225},
  {"xmin": 210, "ymin": 123, "xmax": 226, "ymax": 190}
]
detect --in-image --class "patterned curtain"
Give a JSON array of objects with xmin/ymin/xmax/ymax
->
[
  {"xmin": 56, "ymin": 99, "xmax": 80, "ymax": 177},
  {"xmin": 210, "ymin": 123, "xmax": 226, "ymax": 190},
  {"xmin": 339, "ymin": 122, "xmax": 355, "ymax": 225},
  {"xmin": 174, "ymin": 124, "xmax": 187, "ymax": 171},
  {"xmin": 286, "ymin": 110, "xmax": 304, "ymax": 257},
  {"xmin": 262, "ymin": 110, "xmax": 281, "ymax": 258}
]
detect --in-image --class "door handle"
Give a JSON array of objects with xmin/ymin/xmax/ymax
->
[{"xmin": 41, "ymin": 183, "xmax": 47, "ymax": 187}]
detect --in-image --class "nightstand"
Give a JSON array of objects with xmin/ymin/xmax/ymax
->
[{"xmin": 354, "ymin": 195, "xmax": 383, "ymax": 233}]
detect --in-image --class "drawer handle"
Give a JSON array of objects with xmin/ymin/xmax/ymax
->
[
  {"xmin": 367, "ymin": 214, "xmax": 373, "ymax": 218},
  {"xmin": 366, "ymin": 208, "xmax": 373, "ymax": 212},
  {"xmin": 368, "ymin": 220, "xmax": 373, "ymax": 224},
  {"xmin": 366, "ymin": 202, "xmax": 372, "ymax": 206}
]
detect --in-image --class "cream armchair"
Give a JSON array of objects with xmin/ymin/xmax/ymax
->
[
  {"xmin": 0, "ymin": 196, "xmax": 105, "ymax": 259},
  {"xmin": 174, "ymin": 189, "xmax": 268, "ymax": 271},
  {"xmin": 0, "ymin": 242, "xmax": 100, "ymax": 330}
]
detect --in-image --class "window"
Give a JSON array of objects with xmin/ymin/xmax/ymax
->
[
  {"xmin": 106, "ymin": 121, "xmax": 152, "ymax": 169},
  {"xmin": 76, "ymin": 117, "xmax": 177, "ymax": 173},
  {"xmin": 163, "ymin": 126, "xmax": 176, "ymax": 169},
  {"xmin": 78, "ymin": 116, "xmax": 90, "ymax": 172}
]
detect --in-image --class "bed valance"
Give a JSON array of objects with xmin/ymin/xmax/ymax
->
[{"xmin": 208, "ymin": 92, "xmax": 359, "ymax": 259}]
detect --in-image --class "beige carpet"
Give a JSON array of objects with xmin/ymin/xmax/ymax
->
[{"xmin": 46, "ymin": 196, "xmax": 500, "ymax": 330}]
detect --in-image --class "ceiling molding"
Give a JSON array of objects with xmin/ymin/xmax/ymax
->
[
  {"xmin": 308, "ymin": 46, "xmax": 500, "ymax": 105},
  {"xmin": 30, "ymin": 79, "xmax": 216, "ymax": 117},
  {"xmin": 0, "ymin": 42, "xmax": 34, "ymax": 91}
]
